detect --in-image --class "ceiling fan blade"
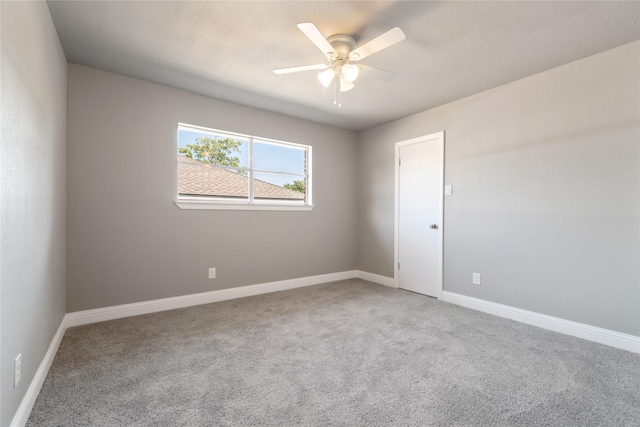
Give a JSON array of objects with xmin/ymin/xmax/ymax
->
[
  {"xmin": 297, "ymin": 22, "xmax": 337, "ymax": 59},
  {"xmin": 273, "ymin": 64, "xmax": 329, "ymax": 74},
  {"xmin": 349, "ymin": 27, "xmax": 406, "ymax": 61},
  {"xmin": 359, "ymin": 64, "xmax": 397, "ymax": 82}
]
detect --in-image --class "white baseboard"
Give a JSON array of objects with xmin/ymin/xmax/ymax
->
[
  {"xmin": 442, "ymin": 291, "xmax": 640, "ymax": 354},
  {"xmin": 65, "ymin": 270, "xmax": 359, "ymax": 328},
  {"xmin": 356, "ymin": 270, "xmax": 396, "ymax": 288},
  {"xmin": 10, "ymin": 318, "xmax": 67, "ymax": 427}
]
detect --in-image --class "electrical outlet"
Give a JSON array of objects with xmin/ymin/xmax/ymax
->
[
  {"xmin": 473, "ymin": 273, "xmax": 481, "ymax": 285},
  {"xmin": 208, "ymin": 267, "xmax": 216, "ymax": 279},
  {"xmin": 14, "ymin": 354, "xmax": 21, "ymax": 388}
]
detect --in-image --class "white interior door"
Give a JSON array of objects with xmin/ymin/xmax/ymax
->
[{"xmin": 395, "ymin": 132, "xmax": 444, "ymax": 298}]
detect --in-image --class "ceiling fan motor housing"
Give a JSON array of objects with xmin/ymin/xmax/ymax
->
[{"xmin": 327, "ymin": 34, "xmax": 357, "ymax": 59}]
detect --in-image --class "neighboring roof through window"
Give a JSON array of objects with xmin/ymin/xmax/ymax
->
[{"xmin": 178, "ymin": 156, "xmax": 304, "ymax": 200}]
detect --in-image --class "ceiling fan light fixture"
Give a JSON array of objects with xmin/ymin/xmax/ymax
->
[
  {"xmin": 318, "ymin": 68, "xmax": 335, "ymax": 88},
  {"xmin": 340, "ymin": 75, "xmax": 354, "ymax": 92},
  {"xmin": 278, "ymin": 22, "xmax": 406, "ymax": 106},
  {"xmin": 342, "ymin": 63, "xmax": 359, "ymax": 82}
]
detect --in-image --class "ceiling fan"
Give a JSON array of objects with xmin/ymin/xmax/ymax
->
[{"xmin": 274, "ymin": 22, "xmax": 406, "ymax": 106}]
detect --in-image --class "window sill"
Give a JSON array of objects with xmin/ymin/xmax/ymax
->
[{"xmin": 175, "ymin": 200, "xmax": 314, "ymax": 211}]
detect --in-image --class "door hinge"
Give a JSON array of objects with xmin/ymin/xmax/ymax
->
[
  {"xmin": 398, "ymin": 262, "xmax": 400, "ymax": 270},
  {"xmin": 399, "ymin": 158, "xmax": 401, "ymax": 166}
]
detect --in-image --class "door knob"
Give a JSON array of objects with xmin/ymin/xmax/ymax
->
[{"xmin": 429, "ymin": 224, "xmax": 438, "ymax": 229}]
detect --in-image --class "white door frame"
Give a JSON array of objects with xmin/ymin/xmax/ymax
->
[{"xmin": 394, "ymin": 131, "xmax": 445, "ymax": 299}]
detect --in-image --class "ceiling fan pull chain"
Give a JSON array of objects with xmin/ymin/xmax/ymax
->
[{"xmin": 336, "ymin": 74, "xmax": 342, "ymax": 108}]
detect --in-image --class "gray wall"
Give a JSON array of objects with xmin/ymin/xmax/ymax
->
[
  {"xmin": 358, "ymin": 41, "xmax": 639, "ymax": 336},
  {"xmin": 67, "ymin": 64, "xmax": 358, "ymax": 312},
  {"xmin": 0, "ymin": 2, "xmax": 67, "ymax": 425}
]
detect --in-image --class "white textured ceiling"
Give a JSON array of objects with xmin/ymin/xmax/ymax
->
[{"xmin": 47, "ymin": 1, "xmax": 640, "ymax": 131}]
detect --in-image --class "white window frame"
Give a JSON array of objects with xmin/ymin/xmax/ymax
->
[{"xmin": 175, "ymin": 123, "xmax": 313, "ymax": 211}]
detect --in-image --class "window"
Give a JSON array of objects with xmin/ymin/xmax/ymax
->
[{"xmin": 175, "ymin": 123, "xmax": 312, "ymax": 210}]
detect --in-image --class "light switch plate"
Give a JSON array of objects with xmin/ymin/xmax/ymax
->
[{"xmin": 445, "ymin": 185, "xmax": 452, "ymax": 196}]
